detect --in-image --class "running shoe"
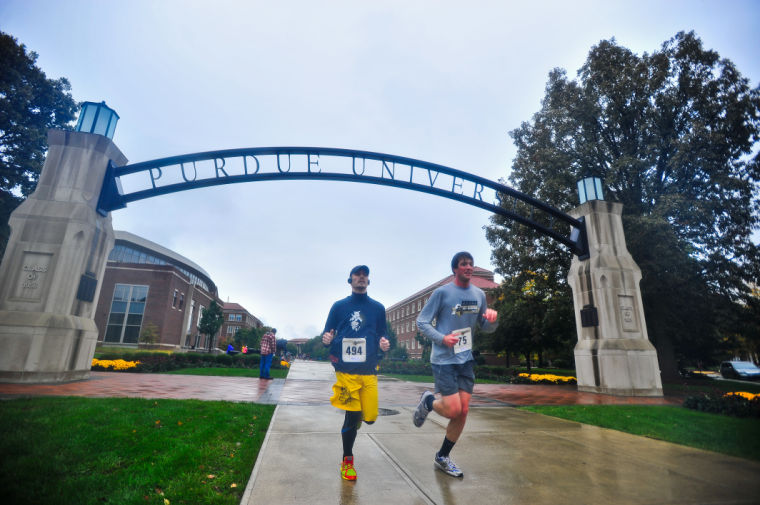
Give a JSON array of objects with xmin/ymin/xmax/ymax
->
[
  {"xmin": 434, "ymin": 453, "xmax": 463, "ymax": 478},
  {"xmin": 340, "ymin": 456, "xmax": 357, "ymax": 481},
  {"xmin": 412, "ymin": 390, "xmax": 434, "ymax": 427}
]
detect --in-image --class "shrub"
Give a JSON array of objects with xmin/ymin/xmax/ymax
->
[
  {"xmin": 378, "ymin": 360, "xmax": 431, "ymax": 375},
  {"xmin": 513, "ymin": 373, "xmax": 577, "ymax": 385},
  {"xmin": 91, "ymin": 351, "xmax": 261, "ymax": 373},
  {"xmin": 683, "ymin": 392, "xmax": 760, "ymax": 418}
]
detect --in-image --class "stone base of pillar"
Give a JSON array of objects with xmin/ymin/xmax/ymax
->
[
  {"xmin": 575, "ymin": 337, "xmax": 663, "ymax": 396},
  {"xmin": 0, "ymin": 310, "xmax": 98, "ymax": 383}
]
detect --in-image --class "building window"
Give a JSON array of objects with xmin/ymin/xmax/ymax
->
[
  {"xmin": 235, "ymin": 314, "xmax": 242, "ymax": 321},
  {"xmin": 104, "ymin": 284, "xmax": 148, "ymax": 344},
  {"xmin": 198, "ymin": 306, "xmax": 205, "ymax": 326},
  {"xmin": 418, "ymin": 300, "xmax": 421, "ymax": 311},
  {"xmin": 172, "ymin": 290, "xmax": 178, "ymax": 308},
  {"xmin": 179, "ymin": 293, "xmax": 185, "ymax": 310},
  {"xmin": 228, "ymin": 314, "xmax": 235, "ymax": 321}
]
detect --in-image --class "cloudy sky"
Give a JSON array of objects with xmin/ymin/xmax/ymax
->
[{"xmin": 2, "ymin": 1, "xmax": 758, "ymax": 340}]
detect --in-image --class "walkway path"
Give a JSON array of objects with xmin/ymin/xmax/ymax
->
[
  {"xmin": 242, "ymin": 361, "xmax": 759, "ymax": 505},
  {"xmin": 1, "ymin": 360, "xmax": 758, "ymax": 504}
]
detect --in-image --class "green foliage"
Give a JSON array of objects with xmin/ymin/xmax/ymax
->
[
  {"xmin": 198, "ymin": 301, "xmax": 224, "ymax": 350},
  {"xmin": 92, "ymin": 351, "xmax": 262, "ymax": 373},
  {"xmin": 378, "ymin": 360, "xmax": 432, "ymax": 376},
  {"xmin": 523, "ymin": 405, "xmax": 760, "ymax": 461},
  {"xmin": 163, "ymin": 367, "xmax": 289, "ymax": 378},
  {"xmin": 414, "ymin": 332, "xmax": 431, "ymax": 362},
  {"xmin": 483, "ymin": 272, "xmax": 574, "ymax": 369},
  {"xmin": 0, "ymin": 32, "xmax": 78, "ymax": 259},
  {"xmin": 138, "ymin": 323, "xmax": 160, "ymax": 345},
  {"xmin": 232, "ymin": 326, "xmax": 268, "ymax": 350},
  {"xmin": 387, "ymin": 346, "xmax": 408, "ymax": 360},
  {"xmin": 487, "ymin": 31, "xmax": 760, "ymax": 379},
  {"xmin": 299, "ymin": 335, "xmax": 330, "ymax": 360},
  {"xmin": 384, "ymin": 320, "xmax": 398, "ymax": 349},
  {"xmin": 0, "ymin": 397, "xmax": 275, "ymax": 505},
  {"xmin": 683, "ymin": 393, "xmax": 760, "ymax": 418}
]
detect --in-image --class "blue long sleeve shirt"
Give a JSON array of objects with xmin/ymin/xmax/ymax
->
[{"xmin": 323, "ymin": 292, "xmax": 387, "ymax": 374}]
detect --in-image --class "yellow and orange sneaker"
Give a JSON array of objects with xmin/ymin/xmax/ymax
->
[{"xmin": 340, "ymin": 456, "xmax": 357, "ymax": 481}]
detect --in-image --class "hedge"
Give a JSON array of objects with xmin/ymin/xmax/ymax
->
[
  {"xmin": 90, "ymin": 351, "xmax": 283, "ymax": 373},
  {"xmin": 683, "ymin": 393, "xmax": 760, "ymax": 418}
]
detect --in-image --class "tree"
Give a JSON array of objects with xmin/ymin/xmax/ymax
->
[
  {"xmin": 198, "ymin": 300, "xmax": 224, "ymax": 351},
  {"xmin": 139, "ymin": 322, "xmax": 160, "ymax": 346},
  {"xmin": 0, "ymin": 31, "xmax": 78, "ymax": 259},
  {"xmin": 480, "ymin": 271, "xmax": 575, "ymax": 370},
  {"xmin": 487, "ymin": 32, "xmax": 760, "ymax": 380},
  {"xmin": 301, "ymin": 335, "xmax": 330, "ymax": 360},
  {"xmin": 233, "ymin": 326, "xmax": 267, "ymax": 350}
]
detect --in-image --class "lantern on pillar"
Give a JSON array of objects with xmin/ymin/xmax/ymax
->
[
  {"xmin": 74, "ymin": 101, "xmax": 119, "ymax": 139},
  {"xmin": 576, "ymin": 176, "xmax": 604, "ymax": 204}
]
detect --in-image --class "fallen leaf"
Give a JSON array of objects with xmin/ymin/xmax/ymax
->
[{"xmin": 230, "ymin": 483, "xmax": 237, "ymax": 488}]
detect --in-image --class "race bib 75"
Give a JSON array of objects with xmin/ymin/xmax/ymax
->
[{"xmin": 452, "ymin": 328, "xmax": 472, "ymax": 354}]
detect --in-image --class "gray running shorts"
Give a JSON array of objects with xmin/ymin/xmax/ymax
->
[{"xmin": 432, "ymin": 360, "xmax": 475, "ymax": 396}]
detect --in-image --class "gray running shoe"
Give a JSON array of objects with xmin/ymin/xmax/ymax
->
[
  {"xmin": 412, "ymin": 390, "xmax": 434, "ymax": 427},
  {"xmin": 434, "ymin": 454, "xmax": 464, "ymax": 478}
]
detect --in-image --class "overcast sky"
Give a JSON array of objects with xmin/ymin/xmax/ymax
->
[{"xmin": 2, "ymin": 1, "xmax": 758, "ymax": 340}]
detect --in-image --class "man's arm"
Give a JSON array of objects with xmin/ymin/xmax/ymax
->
[
  {"xmin": 376, "ymin": 304, "xmax": 390, "ymax": 352},
  {"xmin": 416, "ymin": 289, "xmax": 445, "ymax": 346},
  {"xmin": 478, "ymin": 291, "xmax": 498, "ymax": 333}
]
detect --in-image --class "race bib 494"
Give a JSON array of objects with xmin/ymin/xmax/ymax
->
[{"xmin": 342, "ymin": 338, "xmax": 367, "ymax": 362}]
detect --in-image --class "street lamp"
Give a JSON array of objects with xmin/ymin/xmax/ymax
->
[
  {"xmin": 577, "ymin": 176, "xmax": 604, "ymax": 204},
  {"xmin": 74, "ymin": 101, "xmax": 119, "ymax": 139}
]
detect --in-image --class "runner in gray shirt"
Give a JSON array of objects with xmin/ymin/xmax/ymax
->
[{"xmin": 413, "ymin": 251, "xmax": 498, "ymax": 477}]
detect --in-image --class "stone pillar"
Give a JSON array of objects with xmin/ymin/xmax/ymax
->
[
  {"xmin": 568, "ymin": 200, "xmax": 663, "ymax": 396},
  {"xmin": 0, "ymin": 129, "xmax": 127, "ymax": 382}
]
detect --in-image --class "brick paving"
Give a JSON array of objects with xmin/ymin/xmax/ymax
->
[{"xmin": 0, "ymin": 366, "xmax": 683, "ymax": 406}]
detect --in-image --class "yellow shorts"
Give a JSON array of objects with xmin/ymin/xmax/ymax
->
[{"xmin": 330, "ymin": 372, "xmax": 379, "ymax": 422}]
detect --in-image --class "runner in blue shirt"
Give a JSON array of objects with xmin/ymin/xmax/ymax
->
[{"xmin": 322, "ymin": 265, "xmax": 390, "ymax": 481}]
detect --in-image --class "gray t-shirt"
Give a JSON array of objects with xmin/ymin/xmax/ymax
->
[{"xmin": 416, "ymin": 282, "xmax": 497, "ymax": 365}]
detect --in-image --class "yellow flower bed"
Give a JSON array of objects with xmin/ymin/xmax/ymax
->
[
  {"xmin": 692, "ymin": 370, "xmax": 720, "ymax": 377},
  {"xmin": 91, "ymin": 358, "xmax": 140, "ymax": 371},
  {"xmin": 518, "ymin": 373, "xmax": 577, "ymax": 384},
  {"xmin": 724, "ymin": 391, "xmax": 759, "ymax": 401}
]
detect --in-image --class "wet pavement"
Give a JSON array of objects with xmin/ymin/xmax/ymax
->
[{"xmin": 2, "ymin": 360, "xmax": 758, "ymax": 505}]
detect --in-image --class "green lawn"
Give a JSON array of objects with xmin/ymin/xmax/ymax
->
[
  {"xmin": 521, "ymin": 405, "xmax": 760, "ymax": 461},
  {"xmin": 0, "ymin": 397, "xmax": 275, "ymax": 505},
  {"xmin": 163, "ymin": 367, "xmax": 289, "ymax": 379}
]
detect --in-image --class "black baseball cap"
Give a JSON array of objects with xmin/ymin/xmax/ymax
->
[{"xmin": 349, "ymin": 265, "xmax": 369, "ymax": 277}]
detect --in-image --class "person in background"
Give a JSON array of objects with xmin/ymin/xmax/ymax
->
[{"xmin": 259, "ymin": 328, "xmax": 277, "ymax": 380}]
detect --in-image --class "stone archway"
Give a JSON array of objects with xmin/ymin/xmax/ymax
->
[{"xmin": 0, "ymin": 128, "xmax": 662, "ymax": 396}]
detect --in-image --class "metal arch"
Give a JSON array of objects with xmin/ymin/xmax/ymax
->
[{"xmin": 97, "ymin": 146, "xmax": 588, "ymax": 257}]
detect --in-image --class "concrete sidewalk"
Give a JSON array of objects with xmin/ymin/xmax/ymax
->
[{"xmin": 242, "ymin": 360, "xmax": 760, "ymax": 505}]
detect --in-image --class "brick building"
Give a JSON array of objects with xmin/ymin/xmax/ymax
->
[
  {"xmin": 94, "ymin": 231, "xmax": 223, "ymax": 350},
  {"xmin": 386, "ymin": 267, "xmax": 499, "ymax": 360},
  {"xmin": 221, "ymin": 302, "xmax": 263, "ymax": 341}
]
